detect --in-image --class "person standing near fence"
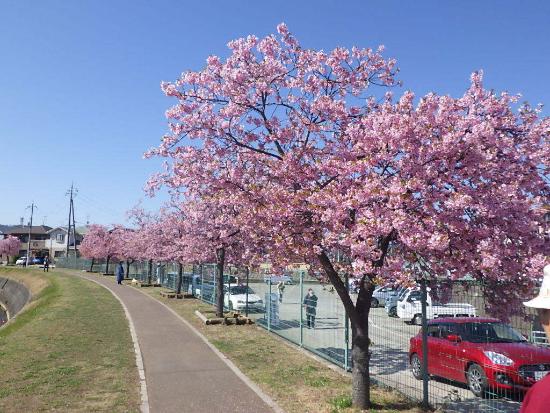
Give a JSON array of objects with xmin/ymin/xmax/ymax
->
[
  {"xmin": 277, "ymin": 280, "xmax": 285, "ymax": 303},
  {"xmin": 43, "ymin": 256, "xmax": 49, "ymax": 272},
  {"xmin": 116, "ymin": 262, "xmax": 124, "ymax": 285},
  {"xmin": 303, "ymin": 288, "xmax": 318, "ymax": 329},
  {"xmin": 521, "ymin": 264, "xmax": 550, "ymax": 413}
]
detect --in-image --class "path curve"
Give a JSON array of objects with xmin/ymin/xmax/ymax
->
[{"xmin": 78, "ymin": 273, "xmax": 279, "ymax": 413}]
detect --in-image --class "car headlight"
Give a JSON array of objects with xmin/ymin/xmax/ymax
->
[{"xmin": 484, "ymin": 351, "xmax": 513, "ymax": 366}]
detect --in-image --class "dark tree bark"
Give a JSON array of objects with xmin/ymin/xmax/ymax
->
[
  {"xmin": 215, "ymin": 247, "xmax": 225, "ymax": 318},
  {"xmin": 351, "ymin": 275, "xmax": 376, "ymax": 408},
  {"xmin": 176, "ymin": 262, "xmax": 184, "ymax": 295},
  {"xmin": 126, "ymin": 260, "xmax": 131, "ymax": 280},
  {"xmin": 318, "ymin": 233, "xmax": 389, "ymax": 410},
  {"xmin": 105, "ymin": 256, "xmax": 111, "ymax": 274},
  {"xmin": 89, "ymin": 258, "xmax": 95, "ymax": 272},
  {"xmin": 147, "ymin": 259, "xmax": 153, "ymax": 284}
]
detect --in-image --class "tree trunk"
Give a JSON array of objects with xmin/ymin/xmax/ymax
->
[
  {"xmin": 215, "ymin": 247, "xmax": 225, "ymax": 318},
  {"xmin": 147, "ymin": 259, "xmax": 153, "ymax": 285},
  {"xmin": 317, "ymin": 251, "xmax": 376, "ymax": 410},
  {"xmin": 176, "ymin": 262, "xmax": 183, "ymax": 295},
  {"xmin": 89, "ymin": 258, "xmax": 95, "ymax": 272},
  {"xmin": 350, "ymin": 278, "xmax": 376, "ymax": 409},
  {"xmin": 105, "ymin": 256, "xmax": 110, "ymax": 274},
  {"xmin": 126, "ymin": 260, "xmax": 131, "ymax": 280}
]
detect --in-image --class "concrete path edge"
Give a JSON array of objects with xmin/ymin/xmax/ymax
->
[
  {"xmin": 81, "ymin": 276, "xmax": 150, "ymax": 413},
  {"xmin": 131, "ymin": 286, "xmax": 285, "ymax": 413}
]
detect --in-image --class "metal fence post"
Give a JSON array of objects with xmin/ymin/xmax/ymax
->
[
  {"xmin": 245, "ymin": 266, "xmax": 249, "ymax": 318},
  {"xmin": 268, "ymin": 277, "xmax": 272, "ymax": 332},
  {"xmin": 299, "ymin": 271, "xmax": 304, "ymax": 346},
  {"xmin": 200, "ymin": 264, "xmax": 204, "ymax": 301},
  {"xmin": 344, "ymin": 272, "xmax": 350, "ymax": 371},
  {"xmin": 213, "ymin": 264, "xmax": 217, "ymax": 306},
  {"xmin": 420, "ymin": 278, "xmax": 429, "ymax": 410}
]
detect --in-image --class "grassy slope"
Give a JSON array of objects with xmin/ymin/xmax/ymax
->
[
  {"xmin": 134, "ymin": 284, "xmax": 421, "ymax": 413},
  {"xmin": 0, "ymin": 268, "xmax": 140, "ymax": 412}
]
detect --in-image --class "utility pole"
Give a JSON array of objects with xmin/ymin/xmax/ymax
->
[
  {"xmin": 26, "ymin": 202, "xmax": 36, "ymax": 266},
  {"xmin": 66, "ymin": 184, "xmax": 78, "ymax": 258}
]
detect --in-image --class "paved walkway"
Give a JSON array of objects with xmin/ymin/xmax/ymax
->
[{"xmin": 79, "ymin": 273, "xmax": 277, "ymax": 413}]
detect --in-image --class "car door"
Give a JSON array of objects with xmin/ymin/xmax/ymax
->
[
  {"xmin": 425, "ymin": 323, "xmax": 443, "ymax": 376},
  {"xmin": 437, "ymin": 322, "xmax": 467, "ymax": 382}
]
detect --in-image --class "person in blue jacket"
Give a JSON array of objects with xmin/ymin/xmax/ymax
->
[{"xmin": 116, "ymin": 262, "xmax": 124, "ymax": 285}]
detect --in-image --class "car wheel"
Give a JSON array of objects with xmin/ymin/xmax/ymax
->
[
  {"xmin": 371, "ymin": 298, "xmax": 379, "ymax": 308},
  {"xmin": 410, "ymin": 354, "xmax": 423, "ymax": 380},
  {"xmin": 413, "ymin": 314, "xmax": 423, "ymax": 325},
  {"xmin": 389, "ymin": 306, "xmax": 397, "ymax": 317},
  {"xmin": 467, "ymin": 363, "xmax": 488, "ymax": 398}
]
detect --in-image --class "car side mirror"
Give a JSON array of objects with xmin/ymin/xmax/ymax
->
[{"xmin": 447, "ymin": 334, "xmax": 462, "ymax": 343}]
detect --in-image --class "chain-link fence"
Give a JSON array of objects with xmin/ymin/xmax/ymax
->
[{"xmin": 57, "ymin": 258, "xmax": 548, "ymax": 412}]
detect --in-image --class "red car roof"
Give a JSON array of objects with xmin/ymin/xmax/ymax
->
[{"xmin": 427, "ymin": 317, "xmax": 501, "ymax": 324}]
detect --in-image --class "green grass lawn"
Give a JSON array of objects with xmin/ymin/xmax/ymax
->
[{"xmin": 0, "ymin": 268, "xmax": 140, "ymax": 412}]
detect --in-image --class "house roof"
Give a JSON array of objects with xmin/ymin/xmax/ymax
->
[
  {"xmin": 46, "ymin": 226, "xmax": 85, "ymax": 239},
  {"xmin": 5, "ymin": 225, "xmax": 52, "ymax": 235},
  {"xmin": 0, "ymin": 224, "xmax": 15, "ymax": 234},
  {"xmin": 47, "ymin": 226, "xmax": 68, "ymax": 234}
]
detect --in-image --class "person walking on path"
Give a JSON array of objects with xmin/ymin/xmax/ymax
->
[
  {"xmin": 43, "ymin": 256, "xmax": 50, "ymax": 272},
  {"xmin": 521, "ymin": 264, "xmax": 550, "ymax": 413},
  {"xmin": 116, "ymin": 262, "xmax": 124, "ymax": 285},
  {"xmin": 276, "ymin": 280, "xmax": 285, "ymax": 303},
  {"xmin": 303, "ymin": 288, "xmax": 318, "ymax": 329}
]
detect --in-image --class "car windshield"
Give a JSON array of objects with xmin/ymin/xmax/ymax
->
[
  {"xmin": 228, "ymin": 286, "xmax": 255, "ymax": 295},
  {"xmin": 460, "ymin": 322, "xmax": 527, "ymax": 343}
]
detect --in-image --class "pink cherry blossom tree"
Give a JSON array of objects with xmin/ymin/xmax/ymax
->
[
  {"xmin": 110, "ymin": 225, "xmax": 141, "ymax": 279},
  {"xmin": 0, "ymin": 236, "xmax": 21, "ymax": 264},
  {"xmin": 175, "ymin": 196, "xmax": 254, "ymax": 317},
  {"xmin": 147, "ymin": 24, "xmax": 549, "ymax": 408},
  {"xmin": 79, "ymin": 224, "xmax": 118, "ymax": 274}
]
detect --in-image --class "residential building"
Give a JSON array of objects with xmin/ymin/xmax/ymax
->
[
  {"xmin": 4, "ymin": 225, "xmax": 52, "ymax": 258},
  {"xmin": 1, "ymin": 225, "xmax": 83, "ymax": 261},
  {"xmin": 45, "ymin": 227, "xmax": 83, "ymax": 258}
]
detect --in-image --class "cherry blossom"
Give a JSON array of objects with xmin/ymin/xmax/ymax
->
[{"xmin": 144, "ymin": 25, "xmax": 548, "ymax": 408}]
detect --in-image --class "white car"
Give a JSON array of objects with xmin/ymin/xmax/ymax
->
[
  {"xmin": 397, "ymin": 288, "xmax": 476, "ymax": 325},
  {"xmin": 224, "ymin": 285, "xmax": 264, "ymax": 312},
  {"xmin": 371, "ymin": 285, "xmax": 401, "ymax": 307},
  {"xmin": 263, "ymin": 274, "xmax": 294, "ymax": 285},
  {"xmin": 15, "ymin": 257, "xmax": 28, "ymax": 265}
]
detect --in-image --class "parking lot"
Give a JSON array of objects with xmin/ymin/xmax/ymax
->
[{"xmin": 245, "ymin": 281, "xmax": 522, "ymax": 412}]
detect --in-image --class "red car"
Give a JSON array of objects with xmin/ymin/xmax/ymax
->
[{"xmin": 409, "ymin": 317, "xmax": 550, "ymax": 397}]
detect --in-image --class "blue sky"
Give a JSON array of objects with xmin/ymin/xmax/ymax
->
[{"xmin": 1, "ymin": 0, "xmax": 549, "ymax": 227}]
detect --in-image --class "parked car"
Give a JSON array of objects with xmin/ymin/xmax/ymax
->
[
  {"xmin": 32, "ymin": 257, "xmax": 44, "ymax": 265},
  {"xmin": 263, "ymin": 274, "xmax": 294, "ymax": 285},
  {"xmin": 15, "ymin": 257, "xmax": 28, "ymax": 265},
  {"xmin": 224, "ymin": 284, "xmax": 264, "ymax": 312},
  {"xmin": 409, "ymin": 318, "xmax": 550, "ymax": 397},
  {"xmin": 371, "ymin": 285, "xmax": 401, "ymax": 307},
  {"xmin": 385, "ymin": 287, "xmax": 409, "ymax": 317},
  {"xmin": 224, "ymin": 274, "xmax": 237, "ymax": 284},
  {"xmin": 397, "ymin": 288, "xmax": 476, "ymax": 325}
]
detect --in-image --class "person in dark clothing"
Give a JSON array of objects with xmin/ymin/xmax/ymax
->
[
  {"xmin": 43, "ymin": 256, "xmax": 50, "ymax": 272},
  {"xmin": 303, "ymin": 288, "xmax": 318, "ymax": 328},
  {"xmin": 116, "ymin": 262, "xmax": 124, "ymax": 285}
]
